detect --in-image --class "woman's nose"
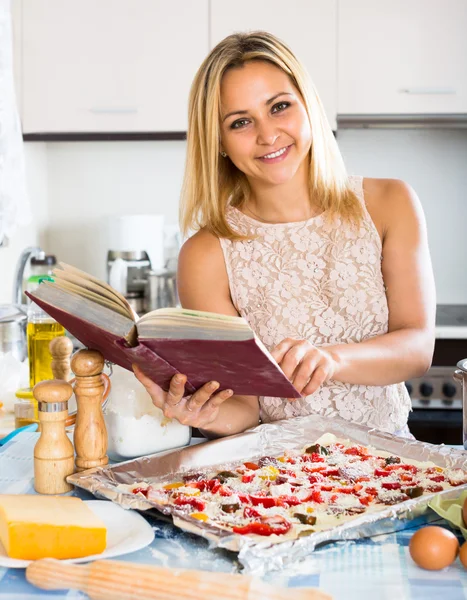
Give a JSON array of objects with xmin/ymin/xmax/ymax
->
[{"xmin": 256, "ymin": 120, "xmax": 279, "ymax": 146}]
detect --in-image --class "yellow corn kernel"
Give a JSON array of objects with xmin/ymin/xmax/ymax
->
[
  {"xmin": 306, "ymin": 507, "xmax": 315, "ymax": 514},
  {"xmin": 435, "ymin": 467, "xmax": 443, "ymax": 473},
  {"xmin": 163, "ymin": 482, "xmax": 184, "ymax": 490},
  {"xmin": 277, "ymin": 457, "xmax": 286, "ymax": 463},
  {"xmin": 259, "ymin": 466, "xmax": 279, "ymax": 481},
  {"xmin": 190, "ymin": 512, "xmax": 208, "ymax": 521}
]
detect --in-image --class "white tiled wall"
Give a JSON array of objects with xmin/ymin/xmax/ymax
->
[{"xmin": 1, "ymin": 129, "xmax": 467, "ymax": 305}]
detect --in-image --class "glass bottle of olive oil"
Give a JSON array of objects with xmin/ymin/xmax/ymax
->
[{"xmin": 27, "ymin": 304, "xmax": 65, "ymax": 388}]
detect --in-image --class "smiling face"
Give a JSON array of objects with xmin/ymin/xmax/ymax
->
[{"xmin": 219, "ymin": 60, "xmax": 312, "ymax": 189}]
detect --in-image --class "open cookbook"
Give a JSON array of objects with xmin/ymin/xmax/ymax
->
[{"xmin": 26, "ymin": 263, "xmax": 300, "ymax": 398}]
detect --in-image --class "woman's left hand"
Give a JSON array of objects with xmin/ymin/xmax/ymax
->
[{"xmin": 271, "ymin": 338, "xmax": 340, "ymax": 398}]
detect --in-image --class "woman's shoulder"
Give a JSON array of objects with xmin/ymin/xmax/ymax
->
[
  {"xmin": 362, "ymin": 177, "xmax": 421, "ymax": 241},
  {"xmin": 178, "ymin": 227, "xmax": 223, "ymax": 267}
]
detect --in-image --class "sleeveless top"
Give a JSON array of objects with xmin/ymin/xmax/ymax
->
[{"xmin": 218, "ymin": 175, "xmax": 411, "ymax": 434}]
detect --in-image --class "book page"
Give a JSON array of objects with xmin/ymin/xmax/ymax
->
[
  {"xmin": 32, "ymin": 282, "xmax": 136, "ymax": 342},
  {"xmin": 53, "ymin": 278, "xmax": 131, "ymax": 319},
  {"xmin": 55, "ymin": 263, "xmax": 136, "ymax": 318},
  {"xmin": 137, "ymin": 307, "xmax": 254, "ymax": 341}
]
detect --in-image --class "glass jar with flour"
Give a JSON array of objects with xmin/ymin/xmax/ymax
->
[{"xmin": 103, "ymin": 365, "xmax": 191, "ymax": 461}]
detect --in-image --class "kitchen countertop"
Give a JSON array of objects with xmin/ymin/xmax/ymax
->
[
  {"xmin": 1, "ymin": 432, "xmax": 467, "ymax": 600},
  {"xmin": 436, "ymin": 326, "xmax": 467, "ymax": 339}
]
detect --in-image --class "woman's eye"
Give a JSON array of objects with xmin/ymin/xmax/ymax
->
[
  {"xmin": 272, "ymin": 101, "xmax": 290, "ymax": 113},
  {"xmin": 230, "ymin": 119, "xmax": 249, "ymax": 130}
]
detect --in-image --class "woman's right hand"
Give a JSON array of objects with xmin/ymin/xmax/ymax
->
[{"xmin": 132, "ymin": 364, "xmax": 234, "ymax": 428}]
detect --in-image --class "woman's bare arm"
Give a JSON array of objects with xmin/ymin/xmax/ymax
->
[{"xmin": 272, "ymin": 178, "xmax": 436, "ymax": 395}]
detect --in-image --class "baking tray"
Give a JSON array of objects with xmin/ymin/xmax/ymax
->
[{"xmin": 68, "ymin": 414, "xmax": 467, "ymax": 574}]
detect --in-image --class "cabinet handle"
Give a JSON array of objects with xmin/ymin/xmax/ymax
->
[
  {"xmin": 399, "ymin": 87, "xmax": 457, "ymax": 95},
  {"xmin": 88, "ymin": 107, "xmax": 139, "ymax": 114}
]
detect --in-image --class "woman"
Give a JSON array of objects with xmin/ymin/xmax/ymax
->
[{"xmin": 134, "ymin": 31, "xmax": 436, "ymax": 439}]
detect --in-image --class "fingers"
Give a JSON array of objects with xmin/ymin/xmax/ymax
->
[
  {"xmin": 270, "ymin": 338, "xmax": 297, "ymax": 365},
  {"xmin": 185, "ymin": 381, "xmax": 219, "ymax": 411},
  {"xmin": 132, "ymin": 364, "xmax": 165, "ymax": 409},
  {"xmin": 292, "ymin": 354, "xmax": 319, "ymax": 393},
  {"xmin": 165, "ymin": 374, "xmax": 187, "ymax": 406},
  {"xmin": 301, "ymin": 365, "xmax": 328, "ymax": 396},
  {"xmin": 273, "ymin": 340, "xmax": 311, "ymax": 380},
  {"xmin": 202, "ymin": 388, "xmax": 234, "ymax": 410}
]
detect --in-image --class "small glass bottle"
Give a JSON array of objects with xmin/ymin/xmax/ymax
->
[{"xmin": 27, "ymin": 277, "xmax": 65, "ymax": 389}]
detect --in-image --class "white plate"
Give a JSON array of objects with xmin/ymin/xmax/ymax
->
[{"xmin": 0, "ymin": 500, "xmax": 155, "ymax": 568}]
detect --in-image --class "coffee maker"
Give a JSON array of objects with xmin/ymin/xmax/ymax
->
[{"xmin": 107, "ymin": 250, "xmax": 151, "ymax": 314}]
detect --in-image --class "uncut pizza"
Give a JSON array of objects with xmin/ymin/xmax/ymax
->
[{"xmin": 122, "ymin": 432, "xmax": 467, "ymax": 543}]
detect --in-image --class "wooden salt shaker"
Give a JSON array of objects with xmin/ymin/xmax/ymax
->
[
  {"xmin": 72, "ymin": 349, "xmax": 108, "ymax": 471},
  {"xmin": 49, "ymin": 336, "xmax": 74, "ymax": 381},
  {"xmin": 33, "ymin": 379, "xmax": 75, "ymax": 494}
]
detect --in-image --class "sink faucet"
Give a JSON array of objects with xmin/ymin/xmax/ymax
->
[{"xmin": 12, "ymin": 246, "xmax": 43, "ymax": 306}]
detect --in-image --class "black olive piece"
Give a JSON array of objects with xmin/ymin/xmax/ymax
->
[
  {"xmin": 403, "ymin": 486, "xmax": 423, "ymax": 499},
  {"xmin": 384, "ymin": 456, "xmax": 401, "ymax": 466},
  {"xmin": 305, "ymin": 444, "xmax": 329, "ymax": 455},
  {"xmin": 294, "ymin": 513, "xmax": 317, "ymax": 525},
  {"xmin": 221, "ymin": 503, "xmax": 240, "ymax": 513},
  {"xmin": 258, "ymin": 456, "xmax": 278, "ymax": 467},
  {"xmin": 215, "ymin": 471, "xmax": 238, "ymax": 482}
]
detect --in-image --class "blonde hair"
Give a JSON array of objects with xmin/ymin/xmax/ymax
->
[{"xmin": 179, "ymin": 31, "xmax": 363, "ymax": 240}]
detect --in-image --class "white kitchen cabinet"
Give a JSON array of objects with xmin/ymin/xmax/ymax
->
[
  {"xmin": 210, "ymin": 0, "xmax": 338, "ymax": 130},
  {"xmin": 338, "ymin": 0, "xmax": 467, "ymax": 114},
  {"xmin": 21, "ymin": 0, "xmax": 209, "ymax": 133}
]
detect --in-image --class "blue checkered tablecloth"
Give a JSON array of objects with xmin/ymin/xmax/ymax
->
[{"xmin": 1, "ymin": 432, "xmax": 467, "ymax": 600}]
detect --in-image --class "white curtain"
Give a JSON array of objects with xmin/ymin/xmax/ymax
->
[{"xmin": 0, "ymin": 0, "xmax": 31, "ymax": 246}]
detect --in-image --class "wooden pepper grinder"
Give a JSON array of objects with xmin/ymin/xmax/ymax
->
[
  {"xmin": 49, "ymin": 336, "xmax": 74, "ymax": 381},
  {"xmin": 72, "ymin": 349, "xmax": 108, "ymax": 471},
  {"xmin": 33, "ymin": 379, "xmax": 75, "ymax": 494}
]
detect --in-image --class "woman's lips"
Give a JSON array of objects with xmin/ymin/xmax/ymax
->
[{"xmin": 257, "ymin": 144, "xmax": 293, "ymax": 164}]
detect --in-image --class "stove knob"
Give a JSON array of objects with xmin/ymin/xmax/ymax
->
[
  {"xmin": 405, "ymin": 382, "xmax": 413, "ymax": 396},
  {"xmin": 419, "ymin": 382, "xmax": 434, "ymax": 398},
  {"xmin": 442, "ymin": 382, "xmax": 457, "ymax": 398}
]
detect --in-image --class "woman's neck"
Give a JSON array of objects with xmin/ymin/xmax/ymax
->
[{"xmin": 246, "ymin": 163, "xmax": 318, "ymax": 224}]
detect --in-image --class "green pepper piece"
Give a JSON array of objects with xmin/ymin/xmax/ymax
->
[{"xmin": 294, "ymin": 513, "xmax": 317, "ymax": 525}]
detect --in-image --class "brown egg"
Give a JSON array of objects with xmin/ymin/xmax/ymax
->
[
  {"xmin": 409, "ymin": 526, "xmax": 459, "ymax": 570},
  {"xmin": 459, "ymin": 541, "xmax": 467, "ymax": 568},
  {"xmin": 463, "ymin": 497, "xmax": 467, "ymax": 528}
]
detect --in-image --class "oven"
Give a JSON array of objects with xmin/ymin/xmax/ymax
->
[{"xmin": 407, "ymin": 305, "xmax": 467, "ymax": 445}]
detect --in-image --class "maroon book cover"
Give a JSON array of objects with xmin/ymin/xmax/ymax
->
[{"xmin": 26, "ymin": 292, "xmax": 301, "ymax": 398}]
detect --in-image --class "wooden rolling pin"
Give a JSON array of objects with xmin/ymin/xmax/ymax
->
[{"xmin": 26, "ymin": 559, "xmax": 331, "ymax": 600}]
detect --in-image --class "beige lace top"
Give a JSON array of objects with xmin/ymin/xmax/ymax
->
[{"xmin": 219, "ymin": 175, "xmax": 411, "ymax": 434}]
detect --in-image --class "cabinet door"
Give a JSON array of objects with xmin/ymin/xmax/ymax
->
[
  {"xmin": 338, "ymin": 0, "xmax": 467, "ymax": 114},
  {"xmin": 22, "ymin": 0, "xmax": 208, "ymax": 133},
  {"xmin": 210, "ymin": 0, "xmax": 337, "ymax": 130}
]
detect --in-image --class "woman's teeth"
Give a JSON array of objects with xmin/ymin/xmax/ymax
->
[{"xmin": 262, "ymin": 146, "xmax": 288, "ymax": 159}]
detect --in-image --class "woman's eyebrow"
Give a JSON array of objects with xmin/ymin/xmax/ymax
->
[{"xmin": 222, "ymin": 92, "xmax": 293, "ymax": 122}]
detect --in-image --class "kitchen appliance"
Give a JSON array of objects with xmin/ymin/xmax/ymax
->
[
  {"xmin": 107, "ymin": 250, "xmax": 151, "ymax": 315},
  {"xmin": 406, "ymin": 304, "xmax": 467, "ymax": 445},
  {"xmin": 0, "ymin": 305, "xmax": 27, "ymax": 362},
  {"xmin": 144, "ymin": 268, "xmax": 178, "ymax": 312}
]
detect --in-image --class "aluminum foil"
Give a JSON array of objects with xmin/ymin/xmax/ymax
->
[{"xmin": 67, "ymin": 414, "xmax": 467, "ymax": 574}]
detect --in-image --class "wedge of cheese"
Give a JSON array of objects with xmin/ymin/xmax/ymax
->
[{"xmin": 0, "ymin": 495, "xmax": 106, "ymax": 560}]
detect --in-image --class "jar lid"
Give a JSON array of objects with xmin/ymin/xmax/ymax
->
[{"xmin": 31, "ymin": 254, "xmax": 57, "ymax": 266}]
